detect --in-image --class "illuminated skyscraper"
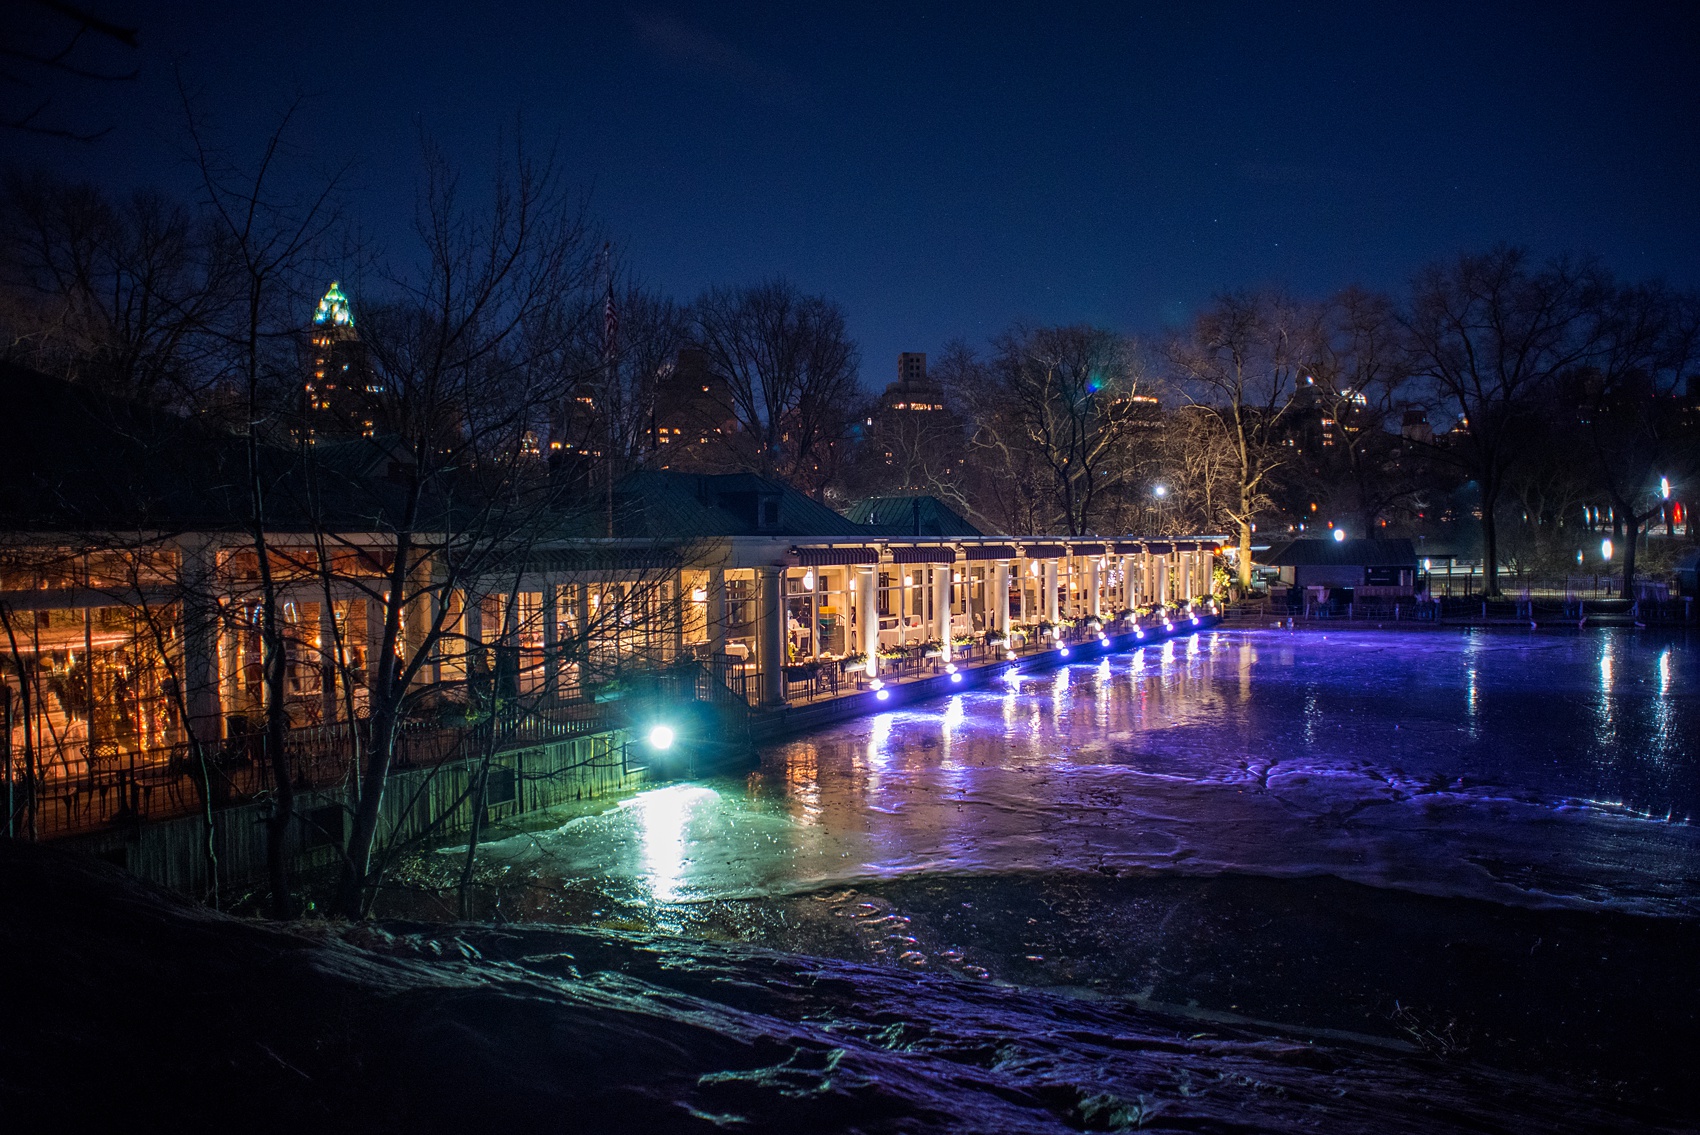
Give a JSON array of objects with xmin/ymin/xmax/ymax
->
[{"xmin": 304, "ymin": 281, "xmax": 384, "ymax": 439}]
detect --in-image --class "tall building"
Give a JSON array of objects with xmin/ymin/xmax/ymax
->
[
  {"xmin": 880, "ymin": 352, "xmax": 947, "ymax": 414},
  {"xmin": 304, "ymin": 281, "xmax": 384, "ymax": 440}
]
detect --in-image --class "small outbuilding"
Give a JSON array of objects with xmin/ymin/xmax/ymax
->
[{"xmin": 1258, "ymin": 538, "xmax": 1420, "ymax": 605}]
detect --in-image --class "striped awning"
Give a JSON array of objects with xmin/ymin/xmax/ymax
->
[
  {"xmin": 792, "ymin": 546, "xmax": 880, "ymax": 566},
  {"xmin": 1069, "ymin": 543, "xmax": 1107, "ymax": 556},
  {"xmin": 1112, "ymin": 542, "xmax": 1145, "ymax": 554},
  {"xmin": 1146, "ymin": 542, "xmax": 1174, "ymax": 555},
  {"xmin": 891, "ymin": 545, "xmax": 958, "ymax": 564},
  {"xmin": 963, "ymin": 545, "xmax": 1019, "ymax": 560},
  {"xmin": 1021, "ymin": 544, "xmax": 1067, "ymax": 558}
]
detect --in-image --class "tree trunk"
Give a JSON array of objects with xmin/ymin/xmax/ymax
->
[
  {"xmin": 338, "ymin": 703, "xmax": 397, "ymax": 918},
  {"xmin": 1478, "ymin": 475, "xmax": 1502, "ymax": 597},
  {"xmin": 260, "ymin": 620, "xmax": 293, "ymax": 918},
  {"xmin": 1619, "ymin": 508, "xmax": 1642, "ymax": 601},
  {"xmin": 458, "ymin": 757, "xmax": 491, "ymax": 920}
]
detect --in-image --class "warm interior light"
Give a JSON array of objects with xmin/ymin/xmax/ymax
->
[{"xmin": 802, "ymin": 569, "xmax": 815, "ymax": 591}]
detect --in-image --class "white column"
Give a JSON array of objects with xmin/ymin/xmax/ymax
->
[
  {"xmin": 1044, "ymin": 559, "xmax": 1059, "ymax": 622},
  {"xmin": 1122, "ymin": 555, "xmax": 1136, "ymax": 610},
  {"xmin": 707, "ymin": 567, "xmax": 727, "ymax": 657},
  {"xmin": 541, "ymin": 581, "xmax": 559, "ymax": 696},
  {"xmin": 992, "ymin": 560, "xmax": 1011, "ymax": 634},
  {"xmin": 934, "ymin": 562, "xmax": 952, "ymax": 660},
  {"xmin": 1086, "ymin": 558, "xmax": 1101, "ymax": 619},
  {"xmin": 857, "ymin": 565, "xmax": 879, "ymax": 677},
  {"xmin": 756, "ymin": 566, "xmax": 784, "ymax": 706}
]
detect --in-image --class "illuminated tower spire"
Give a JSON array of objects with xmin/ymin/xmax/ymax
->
[{"xmin": 313, "ymin": 280, "xmax": 354, "ymax": 330}]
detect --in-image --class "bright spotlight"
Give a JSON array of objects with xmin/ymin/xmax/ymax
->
[
  {"xmin": 1099, "ymin": 634, "xmax": 1109, "ymax": 644},
  {"xmin": 1601, "ymin": 538, "xmax": 1613, "ymax": 561},
  {"xmin": 875, "ymin": 688, "xmax": 891, "ymax": 701},
  {"xmin": 1135, "ymin": 629, "xmax": 1145, "ymax": 639},
  {"xmin": 1332, "ymin": 528, "xmax": 1346, "ymax": 543},
  {"xmin": 870, "ymin": 678, "xmax": 884, "ymax": 691},
  {"xmin": 1005, "ymin": 649, "xmax": 1017, "ymax": 660},
  {"xmin": 945, "ymin": 662, "xmax": 958, "ymax": 674},
  {"xmin": 950, "ymin": 671, "xmax": 963, "ymax": 683},
  {"xmin": 647, "ymin": 725, "xmax": 675, "ymax": 751},
  {"xmin": 1058, "ymin": 646, "xmax": 1070, "ymax": 657}
]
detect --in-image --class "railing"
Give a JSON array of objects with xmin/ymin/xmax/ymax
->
[{"xmin": 12, "ymin": 700, "xmax": 614, "ymax": 841}]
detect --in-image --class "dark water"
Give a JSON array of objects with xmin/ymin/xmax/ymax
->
[{"xmin": 422, "ymin": 628, "xmax": 1700, "ymax": 1127}]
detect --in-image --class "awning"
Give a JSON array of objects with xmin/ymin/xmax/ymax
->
[
  {"xmin": 1068, "ymin": 543, "xmax": 1107, "ymax": 556},
  {"xmin": 963, "ymin": 545, "xmax": 1019, "ymax": 560},
  {"xmin": 1112, "ymin": 542, "xmax": 1145, "ymax": 554},
  {"xmin": 891, "ymin": 545, "xmax": 958, "ymax": 564},
  {"xmin": 792, "ymin": 546, "xmax": 880, "ymax": 566},
  {"xmin": 1146, "ymin": 542, "xmax": 1174, "ymax": 555},
  {"xmin": 1021, "ymin": 544, "xmax": 1067, "ymax": 558}
]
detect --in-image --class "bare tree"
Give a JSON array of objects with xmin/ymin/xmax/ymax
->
[
  {"xmin": 1160, "ymin": 405, "xmax": 1239, "ymax": 537},
  {"xmin": 0, "ymin": 172, "xmax": 232, "ymax": 403},
  {"xmin": 1168, "ymin": 293, "xmax": 1310, "ymax": 587},
  {"xmin": 187, "ymin": 96, "xmax": 346, "ymax": 916},
  {"xmin": 689, "ymin": 279, "xmax": 860, "ymax": 496},
  {"xmin": 549, "ymin": 272, "xmax": 690, "ymax": 528},
  {"xmin": 1298, "ymin": 287, "xmax": 1427, "ymax": 533},
  {"xmin": 297, "ymin": 134, "xmax": 603, "ymax": 918},
  {"xmin": 949, "ymin": 325, "xmax": 1149, "ymax": 536},
  {"xmin": 1576, "ymin": 281, "xmax": 1699, "ymax": 597},
  {"xmin": 1404, "ymin": 248, "xmax": 1600, "ymax": 596},
  {"xmin": 0, "ymin": 1, "xmax": 138, "ymax": 142}
]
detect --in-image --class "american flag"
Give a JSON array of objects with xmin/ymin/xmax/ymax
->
[
  {"xmin": 604, "ymin": 281, "xmax": 618, "ymax": 360},
  {"xmin": 602, "ymin": 243, "xmax": 617, "ymax": 361}
]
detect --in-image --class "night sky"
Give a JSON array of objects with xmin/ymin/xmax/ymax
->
[{"xmin": 14, "ymin": 1, "xmax": 1700, "ymax": 387}]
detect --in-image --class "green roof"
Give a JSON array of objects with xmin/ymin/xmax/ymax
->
[
  {"xmin": 844, "ymin": 495, "xmax": 984, "ymax": 537},
  {"xmin": 609, "ymin": 472, "xmax": 871, "ymax": 539}
]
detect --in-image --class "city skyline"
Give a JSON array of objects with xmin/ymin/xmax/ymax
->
[{"xmin": 9, "ymin": 2, "xmax": 1698, "ymax": 391}]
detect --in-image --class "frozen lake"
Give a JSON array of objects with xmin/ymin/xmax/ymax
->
[
  {"xmin": 438, "ymin": 627, "xmax": 1700, "ymax": 1116},
  {"xmin": 481, "ymin": 627, "xmax": 1699, "ymax": 918}
]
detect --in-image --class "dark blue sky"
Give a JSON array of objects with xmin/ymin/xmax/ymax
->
[{"xmin": 15, "ymin": 1, "xmax": 1700, "ymax": 389}]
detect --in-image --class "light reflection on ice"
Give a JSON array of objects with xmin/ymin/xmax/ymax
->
[
  {"xmin": 509, "ymin": 629, "xmax": 1699, "ymax": 918},
  {"xmin": 624, "ymin": 784, "xmax": 718, "ymax": 902}
]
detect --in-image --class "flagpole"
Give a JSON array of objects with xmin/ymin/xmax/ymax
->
[{"xmin": 603, "ymin": 243, "xmax": 616, "ymax": 539}]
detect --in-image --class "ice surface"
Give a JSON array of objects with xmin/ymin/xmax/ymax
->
[{"xmin": 488, "ymin": 629, "xmax": 1700, "ymax": 918}]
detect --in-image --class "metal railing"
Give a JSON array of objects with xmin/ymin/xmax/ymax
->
[{"xmin": 12, "ymin": 699, "xmax": 613, "ymax": 841}]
